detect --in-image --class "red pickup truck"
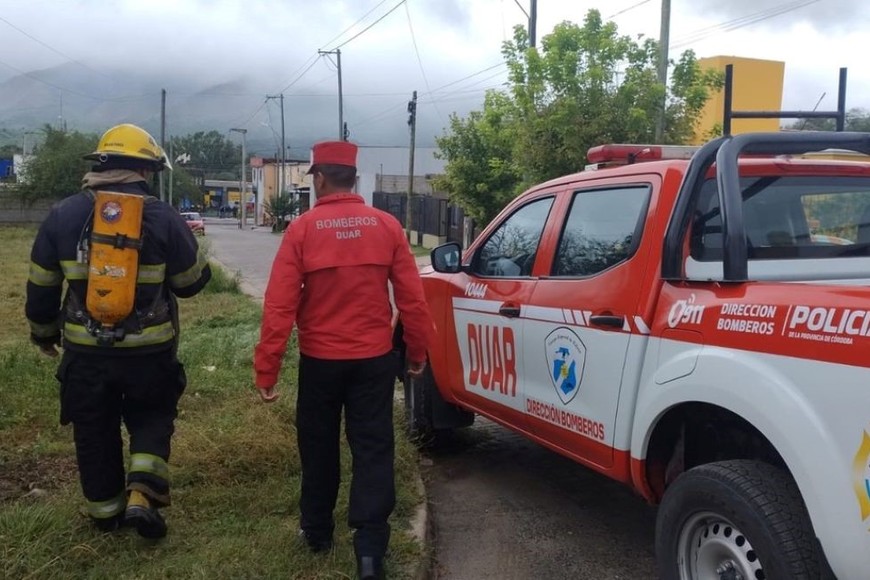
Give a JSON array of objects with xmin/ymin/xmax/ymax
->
[{"xmin": 399, "ymin": 132, "xmax": 870, "ymax": 579}]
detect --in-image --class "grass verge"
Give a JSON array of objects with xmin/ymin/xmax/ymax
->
[
  {"xmin": 0, "ymin": 226, "xmax": 423, "ymax": 579},
  {"xmin": 409, "ymin": 245, "xmax": 430, "ymax": 258}
]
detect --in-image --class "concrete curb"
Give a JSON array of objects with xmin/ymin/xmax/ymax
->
[{"xmin": 410, "ymin": 473, "xmax": 433, "ymax": 580}]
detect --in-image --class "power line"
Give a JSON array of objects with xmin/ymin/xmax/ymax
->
[
  {"xmin": 404, "ymin": 1, "xmax": 445, "ymax": 125},
  {"xmin": 434, "ymin": 70, "xmax": 509, "ymax": 100},
  {"xmin": 355, "ymin": 83, "xmax": 503, "ymax": 129},
  {"xmin": 320, "ymin": 0, "xmax": 394, "ymax": 50},
  {"xmin": 330, "ymin": 0, "xmax": 407, "ymax": 50},
  {"xmin": 606, "ymin": 0, "xmax": 652, "ymax": 20},
  {"xmin": 231, "ymin": 98, "xmax": 269, "ymax": 130},
  {"xmin": 0, "ymin": 16, "xmax": 112, "ymax": 80},
  {"xmin": 354, "ymin": 62, "xmax": 509, "ymax": 129},
  {"xmin": 427, "ymin": 62, "xmax": 507, "ymax": 94},
  {"xmin": 277, "ymin": 54, "xmax": 321, "ymax": 93},
  {"xmin": 266, "ymin": 100, "xmax": 282, "ymax": 151},
  {"xmin": 671, "ymin": 0, "xmax": 820, "ymax": 49},
  {"xmin": 677, "ymin": 0, "xmax": 814, "ymax": 39},
  {"xmin": 235, "ymin": 0, "xmax": 410, "ymax": 133}
]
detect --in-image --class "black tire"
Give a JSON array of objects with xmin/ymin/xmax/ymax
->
[
  {"xmin": 403, "ymin": 365, "xmax": 433, "ymax": 443},
  {"xmin": 656, "ymin": 460, "xmax": 821, "ymax": 580}
]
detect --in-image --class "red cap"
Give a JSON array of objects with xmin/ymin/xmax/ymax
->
[{"xmin": 307, "ymin": 141, "xmax": 358, "ymax": 173}]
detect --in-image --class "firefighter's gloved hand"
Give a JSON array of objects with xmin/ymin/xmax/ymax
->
[
  {"xmin": 407, "ymin": 360, "xmax": 426, "ymax": 379},
  {"xmin": 257, "ymin": 385, "xmax": 279, "ymax": 403},
  {"xmin": 31, "ymin": 334, "xmax": 61, "ymax": 358}
]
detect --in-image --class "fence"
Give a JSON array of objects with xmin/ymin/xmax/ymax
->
[
  {"xmin": 373, "ymin": 191, "xmax": 475, "ymax": 248},
  {"xmin": 0, "ymin": 191, "xmax": 52, "ymax": 224}
]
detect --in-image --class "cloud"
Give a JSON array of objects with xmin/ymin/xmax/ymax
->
[
  {"xmin": 684, "ymin": 0, "xmax": 870, "ymax": 31},
  {"xmin": 421, "ymin": 0, "xmax": 473, "ymax": 29}
]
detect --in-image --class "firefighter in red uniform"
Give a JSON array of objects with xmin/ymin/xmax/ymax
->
[
  {"xmin": 25, "ymin": 124, "xmax": 211, "ymax": 538},
  {"xmin": 254, "ymin": 141, "xmax": 433, "ymax": 580}
]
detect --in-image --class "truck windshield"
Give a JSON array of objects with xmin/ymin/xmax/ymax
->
[{"xmin": 691, "ymin": 175, "xmax": 870, "ymax": 261}]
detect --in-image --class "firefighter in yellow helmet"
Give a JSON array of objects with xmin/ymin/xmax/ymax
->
[{"xmin": 25, "ymin": 123, "xmax": 210, "ymax": 538}]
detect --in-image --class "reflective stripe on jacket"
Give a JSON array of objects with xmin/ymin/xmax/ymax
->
[{"xmin": 25, "ymin": 178, "xmax": 211, "ymax": 355}]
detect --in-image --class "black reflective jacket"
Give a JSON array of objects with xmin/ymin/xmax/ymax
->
[{"xmin": 26, "ymin": 180, "xmax": 211, "ymax": 355}]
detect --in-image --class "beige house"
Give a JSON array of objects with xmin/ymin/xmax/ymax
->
[{"xmin": 250, "ymin": 157, "xmax": 312, "ymax": 226}]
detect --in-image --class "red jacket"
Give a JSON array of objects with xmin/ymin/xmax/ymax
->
[{"xmin": 254, "ymin": 193, "xmax": 435, "ymax": 389}]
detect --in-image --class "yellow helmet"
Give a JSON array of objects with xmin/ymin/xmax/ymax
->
[{"xmin": 84, "ymin": 123, "xmax": 172, "ymax": 171}]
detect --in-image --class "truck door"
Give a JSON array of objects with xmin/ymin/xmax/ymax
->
[
  {"xmin": 445, "ymin": 194, "xmax": 557, "ymax": 429},
  {"xmin": 523, "ymin": 181, "xmax": 657, "ymax": 468}
]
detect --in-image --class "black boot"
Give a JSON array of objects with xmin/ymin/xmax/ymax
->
[
  {"xmin": 91, "ymin": 513, "xmax": 124, "ymax": 533},
  {"xmin": 124, "ymin": 490, "xmax": 167, "ymax": 539},
  {"xmin": 357, "ymin": 556, "xmax": 385, "ymax": 580},
  {"xmin": 299, "ymin": 529, "xmax": 333, "ymax": 553}
]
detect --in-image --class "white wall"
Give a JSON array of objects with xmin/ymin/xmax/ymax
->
[{"xmin": 356, "ymin": 146, "xmax": 444, "ymax": 206}]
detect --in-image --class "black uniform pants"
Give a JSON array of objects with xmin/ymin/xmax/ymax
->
[
  {"xmin": 56, "ymin": 349, "xmax": 186, "ymax": 511},
  {"xmin": 297, "ymin": 352, "xmax": 397, "ymax": 558}
]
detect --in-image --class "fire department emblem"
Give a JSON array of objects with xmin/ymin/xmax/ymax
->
[
  {"xmin": 853, "ymin": 430, "xmax": 870, "ymax": 524},
  {"xmin": 545, "ymin": 327, "xmax": 586, "ymax": 405},
  {"xmin": 100, "ymin": 201, "xmax": 122, "ymax": 223}
]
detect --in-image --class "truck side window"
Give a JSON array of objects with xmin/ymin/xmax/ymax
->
[
  {"xmin": 472, "ymin": 196, "xmax": 554, "ymax": 278},
  {"xmin": 691, "ymin": 176, "xmax": 870, "ymax": 261},
  {"xmin": 551, "ymin": 186, "xmax": 651, "ymax": 277}
]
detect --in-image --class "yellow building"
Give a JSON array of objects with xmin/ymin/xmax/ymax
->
[{"xmin": 693, "ymin": 56, "xmax": 785, "ymax": 144}]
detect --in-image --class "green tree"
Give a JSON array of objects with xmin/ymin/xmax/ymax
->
[
  {"xmin": 786, "ymin": 107, "xmax": 870, "ymax": 132},
  {"xmin": 172, "ymin": 131, "xmax": 242, "ymax": 180},
  {"xmin": 436, "ymin": 10, "xmax": 721, "ymax": 223},
  {"xmin": 263, "ymin": 192, "xmax": 300, "ymax": 232},
  {"xmin": 16, "ymin": 126, "xmax": 99, "ymax": 202},
  {"xmin": 434, "ymin": 91, "xmax": 522, "ymax": 223},
  {"xmin": 0, "ymin": 144, "xmax": 21, "ymax": 157},
  {"xmin": 169, "ymin": 166, "xmax": 204, "ymax": 207}
]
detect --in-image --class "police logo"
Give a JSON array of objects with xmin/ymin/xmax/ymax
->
[
  {"xmin": 853, "ymin": 431, "xmax": 870, "ymax": 523},
  {"xmin": 100, "ymin": 201, "xmax": 123, "ymax": 223},
  {"xmin": 545, "ymin": 327, "xmax": 586, "ymax": 405}
]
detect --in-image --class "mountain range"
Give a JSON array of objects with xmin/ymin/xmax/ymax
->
[{"xmin": 0, "ymin": 62, "xmax": 450, "ymax": 155}]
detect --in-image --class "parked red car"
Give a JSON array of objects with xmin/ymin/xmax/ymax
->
[{"xmin": 180, "ymin": 211, "xmax": 205, "ymax": 235}]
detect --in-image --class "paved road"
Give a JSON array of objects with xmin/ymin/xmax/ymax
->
[{"xmin": 204, "ymin": 219, "xmax": 659, "ymax": 579}]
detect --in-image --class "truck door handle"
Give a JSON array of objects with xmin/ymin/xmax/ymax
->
[
  {"xmin": 589, "ymin": 315, "xmax": 624, "ymax": 328},
  {"xmin": 499, "ymin": 304, "xmax": 521, "ymax": 318}
]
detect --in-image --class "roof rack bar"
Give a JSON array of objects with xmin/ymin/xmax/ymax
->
[
  {"xmin": 837, "ymin": 67, "xmax": 848, "ymax": 131},
  {"xmin": 722, "ymin": 64, "xmax": 848, "ymax": 135},
  {"xmin": 662, "ymin": 130, "xmax": 870, "ymax": 282},
  {"xmin": 730, "ymin": 110, "xmax": 846, "ymax": 119}
]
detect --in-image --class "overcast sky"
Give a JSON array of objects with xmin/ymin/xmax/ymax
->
[{"xmin": 1, "ymin": 0, "xmax": 868, "ymax": 147}]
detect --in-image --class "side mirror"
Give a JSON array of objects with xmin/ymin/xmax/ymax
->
[{"xmin": 431, "ymin": 242, "xmax": 463, "ymax": 274}]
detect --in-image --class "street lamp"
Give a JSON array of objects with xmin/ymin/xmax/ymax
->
[{"xmin": 229, "ymin": 128, "xmax": 247, "ymax": 229}]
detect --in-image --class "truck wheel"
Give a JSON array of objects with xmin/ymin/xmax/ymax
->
[
  {"xmin": 403, "ymin": 365, "xmax": 433, "ymax": 443},
  {"xmin": 656, "ymin": 460, "xmax": 821, "ymax": 580}
]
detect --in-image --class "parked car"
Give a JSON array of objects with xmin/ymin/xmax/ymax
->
[
  {"xmin": 180, "ymin": 211, "xmax": 205, "ymax": 235},
  {"xmin": 396, "ymin": 131, "xmax": 870, "ymax": 579}
]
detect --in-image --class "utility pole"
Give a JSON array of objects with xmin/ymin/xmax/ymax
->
[
  {"xmin": 168, "ymin": 137, "xmax": 173, "ymax": 208},
  {"xmin": 529, "ymin": 0, "xmax": 538, "ymax": 47},
  {"xmin": 266, "ymin": 94, "xmax": 286, "ymax": 196},
  {"xmin": 160, "ymin": 88, "xmax": 166, "ymax": 201},
  {"xmin": 230, "ymin": 128, "xmax": 248, "ymax": 229},
  {"xmin": 280, "ymin": 93, "xmax": 285, "ymax": 196},
  {"xmin": 513, "ymin": 0, "xmax": 537, "ymax": 47},
  {"xmin": 654, "ymin": 0, "xmax": 671, "ymax": 143},
  {"xmin": 58, "ymin": 92, "xmax": 66, "ymax": 132},
  {"xmin": 405, "ymin": 90, "xmax": 417, "ymax": 243},
  {"xmin": 319, "ymin": 49, "xmax": 345, "ymax": 140}
]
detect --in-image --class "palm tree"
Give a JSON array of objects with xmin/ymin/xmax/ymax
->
[{"xmin": 263, "ymin": 192, "xmax": 300, "ymax": 232}]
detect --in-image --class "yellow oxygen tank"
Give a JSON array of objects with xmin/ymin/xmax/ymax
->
[{"xmin": 86, "ymin": 190, "xmax": 145, "ymax": 329}]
